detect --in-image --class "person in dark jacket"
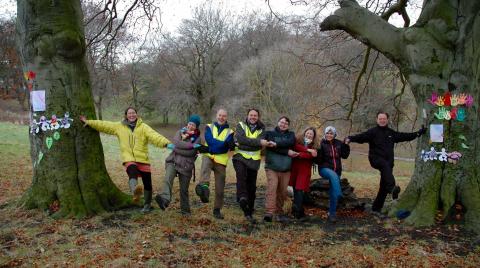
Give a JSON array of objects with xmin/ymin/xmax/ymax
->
[
  {"xmin": 233, "ymin": 109, "xmax": 270, "ymax": 223},
  {"xmin": 264, "ymin": 116, "xmax": 296, "ymax": 223},
  {"xmin": 317, "ymin": 126, "xmax": 350, "ymax": 222},
  {"xmin": 345, "ymin": 111, "xmax": 426, "ymax": 213},
  {"xmin": 289, "ymin": 127, "xmax": 318, "ymax": 220},
  {"xmin": 155, "ymin": 115, "xmax": 203, "ymax": 215}
]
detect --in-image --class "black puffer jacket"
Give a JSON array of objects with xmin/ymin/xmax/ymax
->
[
  {"xmin": 316, "ymin": 139, "xmax": 350, "ymax": 176},
  {"xmin": 348, "ymin": 125, "xmax": 419, "ymax": 167}
]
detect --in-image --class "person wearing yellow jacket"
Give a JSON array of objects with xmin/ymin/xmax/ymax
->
[{"xmin": 79, "ymin": 107, "xmax": 170, "ymax": 213}]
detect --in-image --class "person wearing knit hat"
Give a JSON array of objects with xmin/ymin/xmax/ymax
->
[
  {"xmin": 316, "ymin": 126, "xmax": 350, "ymax": 223},
  {"xmin": 155, "ymin": 114, "xmax": 205, "ymax": 216},
  {"xmin": 188, "ymin": 115, "xmax": 201, "ymax": 129}
]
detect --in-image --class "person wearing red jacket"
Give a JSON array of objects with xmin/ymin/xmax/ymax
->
[{"xmin": 289, "ymin": 127, "xmax": 318, "ymax": 219}]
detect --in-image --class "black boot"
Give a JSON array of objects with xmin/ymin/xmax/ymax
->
[
  {"xmin": 392, "ymin": 185, "xmax": 401, "ymax": 200},
  {"xmin": 154, "ymin": 194, "xmax": 170, "ymax": 210},
  {"xmin": 141, "ymin": 190, "xmax": 153, "ymax": 213},
  {"xmin": 213, "ymin": 208, "xmax": 224, "ymax": 219},
  {"xmin": 239, "ymin": 197, "xmax": 249, "ymax": 216},
  {"xmin": 292, "ymin": 190, "xmax": 306, "ymax": 219},
  {"xmin": 195, "ymin": 183, "xmax": 210, "ymax": 203}
]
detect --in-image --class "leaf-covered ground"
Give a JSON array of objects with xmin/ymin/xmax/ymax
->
[{"xmin": 0, "ymin": 122, "xmax": 479, "ymax": 267}]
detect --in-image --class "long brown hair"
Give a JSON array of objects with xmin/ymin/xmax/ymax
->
[{"xmin": 296, "ymin": 127, "xmax": 318, "ymax": 148}]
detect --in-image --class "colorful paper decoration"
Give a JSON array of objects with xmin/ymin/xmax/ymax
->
[
  {"xmin": 456, "ymin": 108, "xmax": 466, "ymax": 121},
  {"xmin": 427, "ymin": 92, "xmax": 473, "ymax": 109},
  {"xmin": 433, "ymin": 107, "xmax": 465, "ymax": 121},
  {"xmin": 30, "ymin": 112, "xmax": 73, "ymax": 135},
  {"xmin": 25, "ymin": 71, "xmax": 36, "ymax": 92},
  {"xmin": 46, "ymin": 137, "xmax": 53, "ymax": 149},
  {"xmin": 38, "ymin": 152, "xmax": 44, "ymax": 163},
  {"xmin": 448, "ymin": 152, "xmax": 462, "ymax": 164},
  {"xmin": 53, "ymin": 131, "xmax": 60, "ymax": 140},
  {"xmin": 420, "ymin": 147, "xmax": 462, "ymax": 164},
  {"xmin": 31, "ymin": 90, "xmax": 46, "ymax": 112},
  {"xmin": 434, "ymin": 107, "xmax": 449, "ymax": 120}
]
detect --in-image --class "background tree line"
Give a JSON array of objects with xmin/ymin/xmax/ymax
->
[{"xmin": 1, "ymin": 0, "xmax": 418, "ymax": 134}]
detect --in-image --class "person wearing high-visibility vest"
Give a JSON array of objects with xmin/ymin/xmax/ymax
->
[
  {"xmin": 195, "ymin": 109, "xmax": 235, "ymax": 219},
  {"xmin": 233, "ymin": 109, "xmax": 272, "ymax": 224}
]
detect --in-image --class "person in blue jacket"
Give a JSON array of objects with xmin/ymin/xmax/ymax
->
[{"xmin": 195, "ymin": 108, "xmax": 235, "ymax": 219}]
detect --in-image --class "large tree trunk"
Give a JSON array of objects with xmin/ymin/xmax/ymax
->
[
  {"xmin": 17, "ymin": 0, "xmax": 132, "ymax": 218},
  {"xmin": 321, "ymin": 0, "xmax": 480, "ymax": 232}
]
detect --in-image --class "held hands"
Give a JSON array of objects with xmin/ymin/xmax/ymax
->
[
  {"xmin": 344, "ymin": 137, "xmax": 351, "ymax": 145},
  {"xmin": 167, "ymin": 144, "xmax": 175, "ymax": 150},
  {"xmin": 307, "ymin": 148, "xmax": 317, "ymax": 157},
  {"xmin": 288, "ymin": 149, "xmax": 300, "ymax": 158},
  {"xmin": 267, "ymin": 141, "xmax": 276, "ymax": 147},
  {"xmin": 261, "ymin": 139, "xmax": 276, "ymax": 147}
]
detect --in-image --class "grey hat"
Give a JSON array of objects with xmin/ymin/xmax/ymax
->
[{"xmin": 324, "ymin": 126, "xmax": 337, "ymax": 139}]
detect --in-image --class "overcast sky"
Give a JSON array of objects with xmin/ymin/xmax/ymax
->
[{"xmin": 1, "ymin": 0, "xmax": 421, "ymax": 31}]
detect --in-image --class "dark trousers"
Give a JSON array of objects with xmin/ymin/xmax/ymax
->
[
  {"xmin": 370, "ymin": 158, "xmax": 395, "ymax": 212},
  {"xmin": 233, "ymin": 159, "xmax": 258, "ymax": 215},
  {"xmin": 126, "ymin": 165, "xmax": 152, "ymax": 191}
]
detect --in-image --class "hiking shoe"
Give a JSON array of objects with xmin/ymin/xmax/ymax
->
[
  {"xmin": 141, "ymin": 204, "xmax": 153, "ymax": 213},
  {"xmin": 181, "ymin": 210, "xmax": 191, "ymax": 217},
  {"xmin": 239, "ymin": 197, "xmax": 249, "ymax": 214},
  {"xmin": 392, "ymin": 186, "xmax": 401, "ymax": 200},
  {"xmin": 370, "ymin": 210, "xmax": 387, "ymax": 219},
  {"xmin": 327, "ymin": 214, "xmax": 337, "ymax": 223},
  {"xmin": 195, "ymin": 184, "xmax": 210, "ymax": 203},
  {"xmin": 245, "ymin": 215, "xmax": 257, "ymax": 224},
  {"xmin": 213, "ymin": 208, "xmax": 224, "ymax": 219},
  {"xmin": 275, "ymin": 215, "xmax": 290, "ymax": 223},
  {"xmin": 263, "ymin": 214, "xmax": 273, "ymax": 223},
  {"xmin": 154, "ymin": 195, "xmax": 170, "ymax": 210},
  {"xmin": 133, "ymin": 185, "xmax": 143, "ymax": 204}
]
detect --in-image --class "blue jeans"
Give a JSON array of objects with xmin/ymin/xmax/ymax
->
[{"xmin": 319, "ymin": 168, "xmax": 343, "ymax": 216}]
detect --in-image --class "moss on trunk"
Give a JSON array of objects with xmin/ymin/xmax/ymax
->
[
  {"xmin": 17, "ymin": 0, "xmax": 134, "ymax": 217},
  {"xmin": 322, "ymin": 0, "xmax": 480, "ymax": 232}
]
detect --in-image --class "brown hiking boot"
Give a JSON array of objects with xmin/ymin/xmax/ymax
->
[{"xmin": 133, "ymin": 184, "xmax": 143, "ymax": 204}]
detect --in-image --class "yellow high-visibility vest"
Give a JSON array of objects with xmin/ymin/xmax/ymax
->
[
  {"xmin": 205, "ymin": 123, "xmax": 232, "ymax": 165},
  {"xmin": 234, "ymin": 121, "xmax": 262, "ymax": 160}
]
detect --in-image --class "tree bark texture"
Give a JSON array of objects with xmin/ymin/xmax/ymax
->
[
  {"xmin": 321, "ymin": 0, "xmax": 480, "ymax": 232},
  {"xmin": 17, "ymin": 0, "xmax": 131, "ymax": 217}
]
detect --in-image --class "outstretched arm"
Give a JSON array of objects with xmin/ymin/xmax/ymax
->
[
  {"xmin": 145, "ymin": 125, "xmax": 170, "ymax": 148},
  {"xmin": 82, "ymin": 115, "xmax": 119, "ymax": 136},
  {"xmin": 348, "ymin": 129, "xmax": 372, "ymax": 144}
]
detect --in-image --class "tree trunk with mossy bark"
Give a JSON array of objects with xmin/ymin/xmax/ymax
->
[
  {"xmin": 17, "ymin": 0, "xmax": 133, "ymax": 218},
  {"xmin": 321, "ymin": 0, "xmax": 480, "ymax": 232}
]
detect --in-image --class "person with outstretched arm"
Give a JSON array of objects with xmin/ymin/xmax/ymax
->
[
  {"xmin": 345, "ymin": 111, "xmax": 426, "ymax": 215},
  {"xmin": 79, "ymin": 107, "xmax": 170, "ymax": 213}
]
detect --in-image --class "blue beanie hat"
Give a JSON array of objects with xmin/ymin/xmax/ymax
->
[{"xmin": 188, "ymin": 114, "xmax": 201, "ymax": 127}]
